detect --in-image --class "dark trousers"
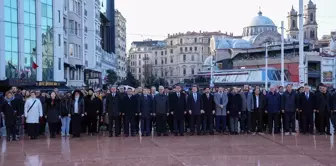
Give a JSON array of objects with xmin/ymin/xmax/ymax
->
[
  {"xmin": 189, "ymin": 114, "xmax": 201, "ymax": 133},
  {"xmin": 141, "ymin": 117, "xmax": 151, "ymax": 135},
  {"xmin": 284, "ymin": 112, "xmax": 296, "ymax": 132},
  {"xmin": 315, "ymin": 112, "xmax": 320, "ymax": 132},
  {"xmin": 167, "ymin": 114, "xmax": 174, "ymax": 133},
  {"xmin": 27, "ymin": 123, "xmax": 39, "ymax": 138},
  {"xmin": 268, "ymin": 112, "xmax": 280, "ymax": 133},
  {"xmin": 109, "ymin": 116, "xmax": 121, "ymax": 136},
  {"xmin": 81, "ymin": 115, "xmax": 88, "ymax": 133},
  {"xmin": 48, "ymin": 122, "xmax": 58, "ymax": 137},
  {"xmin": 6, "ymin": 124, "xmax": 16, "ymax": 140},
  {"xmin": 318, "ymin": 111, "xmax": 330, "ymax": 133},
  {"xmin": 134, "ymin": 115, "xmax": 140, "ymax": 132},
  {"xmin": 215, "ymin": 115, "xmax": 226, "ymax": 132},
  {"xmin": 184, "ymin": 113, "xmax": 190, "ymax": 131},
  {"xmin": 263, "ymin": 112, "xmax": 268, "ymax": 131},
  {"xmin": 87, "ymin": 115, "xmax": 97, "ymax": 134},
  {"xmin": 156, "ymin": 114, "xmax": 167, "ymax": 134},
  {"xmin": 252, "ymin": 109, "xmax": 263, "ymax": 132},
  {"xmin": 297, "ymin": 112, "xmax": 302, "ymax": 132},
  {"xmin": 205, "ymin": 114, "xmax": 214, "ymax": 133},
  {"xmin": 230, "ymin": 117, "xmax": 239, "ymax": 132},
  {"xmin": 301, "ymin": 111, "xmax": 313, "ymax": 133},
  {"xmin": 72, "ymin": 114, "xmax": 82, "ymax": 137},
  {"xmin": 331, "ymin": 112, "xmax": 336, "ymax": 133},
  {"xmin": 240, "ymin": 111, "xmax": 251, "ymax": 132},
  {"xmin": 226, "ymin": 114, "xmax": 230, "ymax": 132},
  {"xmin": 124, "ymin": 115, "xmax": 135, "ymax": 135},
  {"xmin": 174, "ymin": 116, "xmax": 184, "ymax": 134},
  {"xmin": 279, "ymin": 112, "xmax": 284, "ymax": 132}
]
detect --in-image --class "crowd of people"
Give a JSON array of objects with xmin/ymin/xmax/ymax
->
[{"xmin": 0, "ymin": 83, "xmax": 335, "ymax": 142}]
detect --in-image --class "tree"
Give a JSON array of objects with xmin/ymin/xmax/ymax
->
[
  {"xmin": 105, "ymin": 69, "xmax": 118, "ymax": 85},
  {"xmin": 121, "ymin": 71, "xmax": 140, "ymax": 88},
  {"xmin": 154, "ymin": 77, "xmax": 168, "ymax": 88},
  {"xmin": 144, "ymin": 75, "xmax": 156, "ymax": 88}
]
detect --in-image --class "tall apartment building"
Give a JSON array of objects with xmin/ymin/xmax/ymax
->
[
  {"xmin": 115, "ymin": 9, "xmax": 127, "ymax": 80},
  {"xmin": 129, "ymin": 31, "xmax": 224, "ymax": 86},
  {"xmin": 0, "ymin": 0, "xmax": 64, "ymax": 86}
]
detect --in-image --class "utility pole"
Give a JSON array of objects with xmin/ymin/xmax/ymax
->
[
  {"xmin": 265, "ymin": 43, "xmax": 269, "ymax": 90},
  {"xmin": 281, "ymin": 21, "xmax": 285, "ymax": 87},
  {"xmin": 298, "ymin": 0, "xmax": 305, "ymax": 85}
]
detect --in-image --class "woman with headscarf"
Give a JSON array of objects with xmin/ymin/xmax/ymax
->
[
  {"xmin": 70, "ymin": 90, "xmax": 85, "ymax": 138},
  {"xmin": 45, "ymin": 92, "xmax": 61, "ymax": 138},
  {"xmin": 2, "ymin": 91, "xmax": 21, "ymax": 141},
  {"xmin": 24, "ymin": 91, "xmax": 43, "ymax": 140}
]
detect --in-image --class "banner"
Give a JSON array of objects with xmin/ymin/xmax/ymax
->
[{"xmin": 321, "ymin": 57, "xmax": 335, "ymax": 85}]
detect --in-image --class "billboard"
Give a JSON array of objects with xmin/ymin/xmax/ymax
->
[{"xmin": 321, "ymin": 57, "xmax": 335, "ymax": 86}]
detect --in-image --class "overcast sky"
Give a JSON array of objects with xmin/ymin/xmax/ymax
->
[{"xmin": 114, "ymin": 0, "xmax": 336, "ymax": 49}]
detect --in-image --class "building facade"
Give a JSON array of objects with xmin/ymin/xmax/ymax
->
[
  {"xmin": 0, "ymin": 0, "xmax": 64, "ymax": 85},
  {"xmin": 115, "ymin": 9, "xmax": 127, "ymax": 80}
]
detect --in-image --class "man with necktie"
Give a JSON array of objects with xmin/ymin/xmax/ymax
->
[
  {"xmin": 121, "ymin": 88, "xmax": 138, "ymax": 137},
  {"xmin": 315, "ymin": 84, "xmax": 332, "ymax": 135},
  {"xmin": 299, "ymin": 85, "xmax": 315, "ymax": 134},
  {"xmin": 187, "ymin": 85, "xmax": 203, "ymax": 135},
  {"xmin": 214, "ymin": 87, "xmax": 228, "ymax": 134},
  {"xmin": 202, "ymin": 87, "xmax": 216, "ymax": 135},
  {"xmin": 139, "ymin": 88, "xmax": 153, "ymax": 136},
  {"xmin": 105, "ymin": 86, "xmax": 121, "ymax": 137},
  {"xmin": 171, "ymin": 85, "xmax": 187, "ymax": 136},
  {"xmin": 282, "ymin": 84, "xmax": 297, "ymax": 136}
]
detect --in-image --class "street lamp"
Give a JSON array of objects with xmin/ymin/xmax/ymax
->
[
  {"xmin": 265, "ymin": 43, "xmax": 269, "ymax": 90},
  {"xmin": 210, "ymin": 52, "xmax": 215, "ymax": 88}
]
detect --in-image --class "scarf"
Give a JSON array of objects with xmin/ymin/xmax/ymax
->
[{"xmin": 4, "ymin": 97, "xmax": 14, "ymax": 106}]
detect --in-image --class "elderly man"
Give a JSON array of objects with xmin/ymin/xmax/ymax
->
[
  {"xmin": 214, "ymin": 87, "xmax": 228, "ymax": 134},
  {"xmin": 239, "ymin": 85, "xmax": 254, "ymax": 134},
  {"xmin": 187, "ymin": 85, "xmax": 203, "ymax": 135},
  {"xmin": 282, "ymin": 84, "xmax": 297, "ymax": 136},
  {"xmin": 153, "ymin": 86, "xmax": 169, "ymax": 136},
  {"xmin": 299, "ymin": 85, "xmax": 315, "ymax": 135},
  {"xmin": 105, "ymin": 86, "xmax": 121, "ymax": 137}
]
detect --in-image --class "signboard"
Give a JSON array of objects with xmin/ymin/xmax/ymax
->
[
  {"xmin": 36, "ymin": 81, "xmax": 61, "ymax": 86},
  {"xmin": 321, "ymin": 57, "xmax": 335, "ymax": 86}
]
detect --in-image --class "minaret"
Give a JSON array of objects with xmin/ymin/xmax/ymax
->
[
  {"xmin": 303, "ymin": 0, "xmax": 318, "ymax": 42},
  {"xmin": 287, "ymin": 6, "xmax": 299, "ymax": 40}
]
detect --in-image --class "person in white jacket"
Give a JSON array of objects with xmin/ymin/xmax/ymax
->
[{"xmin": 24, "ymin": 91, "xmax": 43, "ymax": 140}]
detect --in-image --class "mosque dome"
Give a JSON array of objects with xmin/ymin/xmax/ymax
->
[
  {"xmin": 203, "ymin": 56, "xmax": 213, "ymax": 66},
  {"xmin": 248, "ymin": 11, "xmax": 276, "ymax": 27},
  {"xmin": 217, "ymin": 40, "xmax": 231, "ymax": 49}
]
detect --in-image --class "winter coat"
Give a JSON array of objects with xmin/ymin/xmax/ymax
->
[
  {"xmin": 24, "ymin": 97, "xmax": 43, "ymax": 123},
  {"xmin": 45, "ymin": 98, "xmax": 61, "ymax": 123},
  {"xmin": 2, "ymin": 97, "xmax": 20, "ymax": 126}
]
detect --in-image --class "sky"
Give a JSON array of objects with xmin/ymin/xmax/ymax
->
[{"xmin": 114, "ymin": 0, "xmax": 336, "ymax": 50}]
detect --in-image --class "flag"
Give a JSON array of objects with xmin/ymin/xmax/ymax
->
[
  {"xmin": 32, "ymin": 62, "xmax": 39, "ymax": 69},
  {"xmin": 8, "ymin": 62, "xmax": 16, "ymax": 70}
]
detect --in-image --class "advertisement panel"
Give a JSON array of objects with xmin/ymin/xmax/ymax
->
[{"xmin": 321, "ymin": 57, "xmax": 335, "ymax": 86}]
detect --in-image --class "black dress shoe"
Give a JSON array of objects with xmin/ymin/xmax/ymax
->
[
  {"xmin": 326, "ymin": 132, "xmax": 332, "ymax": 135},
  {"xmin": 115, "ymin": 135, "xmax": 120, "ymax": 137},
  {"xmin": 210, "ymin": 132, "xmax": 214, "ymax": 135},
  {"xmin": 174, "ymin": 133, "xmax": 178, "ymax": 136},
  {"xmin": 109, "ymin": 133, "xmax": 113, "ymax": 137},
  {"xmin": 180, "ymin": 133, "xmax": 184, "ymax": 136},
  {"xmin": 163, "ymin": 133, "xmax": 169, "ymax": 136}
]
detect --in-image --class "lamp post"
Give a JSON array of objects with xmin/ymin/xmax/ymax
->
[
  {"xmin": 210, "ymin": 55, "xmax": 214, "ymax": 88},
  {"xmin": 298, "ymin": 0, "xmax": 305, "ymax": 85},
  {"xmin": 281, "ymin": 21, "xmax": 285, "ymax": 87},
  {"xmin": 265, "ymin": 43, "xmax": 269, "ymax": 90}
]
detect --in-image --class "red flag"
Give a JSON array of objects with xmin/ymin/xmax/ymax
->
[{"xmin": 32, "ymin": 62, "xmax": 39, "ymax": 69}]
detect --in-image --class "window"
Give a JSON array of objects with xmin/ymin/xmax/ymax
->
[
  {"xmin": 191, "ymin": 55, "xmax": 194, "ymax": 61},
  {"xmin": 183, "ymin": 54, "xmax": 186, "ymax": 61},
  {"xmin": 58, "ymin": 34, "xmax": 61, "ymax": 46},
  {"xmin": 183, "ymin": 68, "xmax": 186, "ymax": 76},
  {"xmin": 191, "ymin": 68, "xmax": 194, "ymax": 75},
  {"xmin": 69, "ymin": 20, "xmax": 74, "ymax": 34},
  {"xmin": 190, "ymin": 47, "xmax": 192, "ymax": 51},
  {"xmin": 58, "ymin": 10, "xmax": 60, "ymax": 22},
  {"xmin": 139, "ymin": 61, "xmax": 141, "ymax": 66},
  {"xmin": 194, "ymin": 47, "xmax": 197, "ymax": 51},
  {"xmin": 194, "ymin": 38, "xmax": 197, "ymax": 43},
  {"xmin": 170, "ymin": 70, "xmax": 173, "ymax": 76},
  {"xmin": 58, "ymin": 58, "xmax": 61, "ymax": 70},
  {"xmin": 170, "ymin": 40, "xmax": 173, "ymax": 46},
  {"xmin": 155, "ymin": 59, "xmax": 157, "ymax": 65},
  {"xmin": 165, "ymin": 58, "xmax": 167, "ymax": 64},
  {"xmin": 170, "ymin": 49, "xmax": 173, "ymax": 54},
  {"xmin": 155, "ymin": 51, "xmax": 157, "ymax": 55},
  {"xmin": 138, "ymin": 54, "xmax": 140, "ymax": 59},
  {"xmin": 64, "ymin": 41, "xmax": 67, "ymax": 56},
  {"xmin": 180, "ymin": 39, "xmax": 183, "ymax": 44},
  {"xmin": 75, "ymin": 22, "xmax": 78, "ymax": 35},
  {"xmin": 185, "ymin": 47, "xmax": 187, "ymax": 52},
  {"xmin": 180, "ymin": 47, "xmax": 182, "ymax": 53},
  {"xmin": 139, "ymin": 68, "xmax": 141, "ymax": 73},
  {"xmin": 165, "ymin": 50, "xmax": 167, "ymax": 55},
  {"xmin": 161, "ymin": 51, "xmax": 163, "ymax": 56},
  {"xmin": 69, "ymin": 43, "xmax": 74, "ymax": 56},
  {"xmin": 292, "ymin": 20, "xmax": 296, "ymax": 28},
  {"xmin": 310, "ymin": 13, "xmax": 313, "ymax": 22},
  {"xmin": 170, "ymin": 57, "xmax": 173, "ymax": 63}
]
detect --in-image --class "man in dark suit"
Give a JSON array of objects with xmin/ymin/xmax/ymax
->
[
  {"xmin": 134, "ymin": 87, "xmax": 143, "ymax": 134},
  {"xmin": 121, "ymin": 88, "xmax": 138, "ymax": 137},
  {"xmin": 153, "ymin": 86, "xmax": 169, "ymax": 136},
  {"xmin": 139, "ymin": 88, "xmax": 153, "ymax": 136},
  {"xmin": 202, "ymin": 87, "xmax": 215, "ymax": 135},
  {"xmin": 315, "ymin": 84, "xmax": 332, "ymax": 135},
  {"xmin": 299, "ymin": 85, "xmax": 315, "ymax": 135},
  {"xmin": 187, "ymin": 85, "xmax": 203, "ymax": 135},
  {"xmin": 252, "ymin": 88, "xmax": 266, "ymax": 135},
  {"xmin": 105, "ymin": 86, "xmax": 121, "ymax": 137},
  {"xmin": 170, "ymin": 85, "xmax": 187, "ymax": 136}
]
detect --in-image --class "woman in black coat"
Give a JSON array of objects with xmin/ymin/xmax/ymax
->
[
  {"xmin": 45, "ymin": 92, "xmax": 61, "ymax": 138},
  {"xmin": 1, "ymin": 91, "xmax": 20, "ymax": 141}
]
